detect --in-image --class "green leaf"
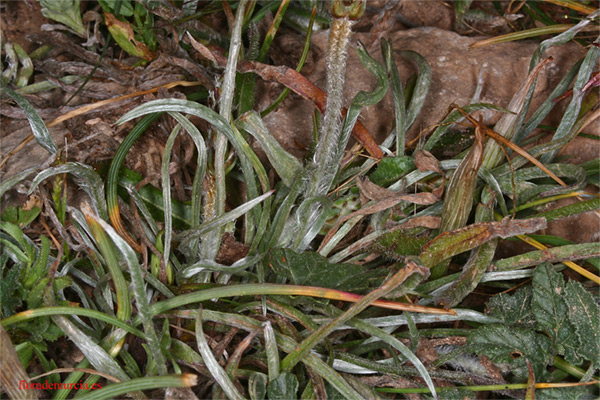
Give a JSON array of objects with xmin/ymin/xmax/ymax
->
[
  {"xmin": 0, "ymin": 261, "xmax": 23, "ymax": 317},
  {"xmin": 581, "ymin": 158, "xmax": 600, "ymax": 187},
  {"xmin": 268, "ymin": 248, "xmax": 386, "ymax": 293},
  {"xmin": 27, "ymin": 278, "xmax": 50, "ymax": 309},
  {"xmin": 105, "ymin": 12, "xmax": 154, "ymax": 60},
  {"xmin": 0, "ymin": 167, "xmax": 37, "ymax": 199},
  {"xmin": 1, "ymin": 206, "xmax": 41, "ymax": 228},
  {"xmin": 0, "ymin": 221, "xmax": 33, "ymax": 258},
  {"xmin": 322, "ymin": 382, "xmax": 346, "ymax": 399},
  {"xmin": 0, "ymin": 86, "xmax": 56, "ymax": 154},
  {"xmin": 487, "ymin": 286, "xmax": 536, "ymax": 328},
  {"xmin": 88, "ymin": 209, "xmax": 168, "ymax": 375},
  {"xmin": 39, "ymin": 0, "xmax": 86, "ymax": 36},
  {"xmin": 267, "ymin": 372, "xmax": 298, "ymax": 400},
  {"xmin": 535, "ymin": 386, "xmax": 595, "ymax": 400},
  {"xmin": 370, "ymin": 230, "xmax": 429, "ymax": 260},
  {"xmin": 564, "ymin": 280, "xmax": 600, "ymax": 367},
  {"xmin": 531, "ymin": 198, "xmax": 600, "ymax": 222},
  {"xmin": 195, "ymin": 309, "xmax": 245, "ymax": 400},
  {"xmin": 30, "ymin": 162, "xmax": 107, "ymax": 220},
  {"xmin": 400, "ymin": 50, "xmax": 431, "ymax": 130},
  {"xmin": 541, "ymin": 43, "xmax": 599, "ymax": 163},
  {"xmin": 237, "ymin": 111, "xmax": 302, "ymax": 188},
  {"xmin": 436, "ymin": 237, "xmax": 497, "ymax": 308},
  {"xmin": 369, "ymin": 156, "xmax": 415, "ymax": 186},
  {"xmin": 248, "ymin": 373, "xmax": 267, "ymax": 400},
  {"xmin": 532, "ymin": 264, "xmax": 583, "ymax": 365},
  {"xmin": 77, "ymin": 375, "xmax": 197, "ymax": 400},
  {"xmin": 381, "ymin": 39, "xmax": 407, "ymax": 155},
  {"xmin": 109, "ymin": 165, "xmax": 192, "ymax": 229},
  {"xmin": 467, "ymin": 325, "xmax": 553, "ymax": 379},
  {"xmin": 493, "ymin": 242, "xmax": 600, "ymax": 272},
  {"xmin": 98, "ymin": 0, "xmax": 134, "ymax": 17}
]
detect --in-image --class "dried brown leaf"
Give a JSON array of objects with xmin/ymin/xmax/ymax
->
[{"xmin": 414, "ymin": 150, "xmax": 442, "ymax": 174}]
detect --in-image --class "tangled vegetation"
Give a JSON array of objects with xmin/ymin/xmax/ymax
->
[{"xmin": 1, "ymin": 1, "xmax": 599, "ymax": 399}]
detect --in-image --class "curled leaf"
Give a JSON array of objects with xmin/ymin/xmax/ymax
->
[{"xmin": 104, "ymin": 12, "xmax": 154, "ymax": 60}]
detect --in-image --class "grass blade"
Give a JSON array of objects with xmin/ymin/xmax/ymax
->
[
  {"xmin": 107, "ymin": 113, "xmax": 161, "ymax": 253},
  {"xmin": 83, "ymin": 207, "xmax": 131, "ymax": 322},
  {"xmin": 78, "ymin": 374, "xmax": 197, "ymax": 400},
  {"xmin": 30, "ymin": 162, "xmax": 107, "ymax": 220},
  {"xmin": 177, "ymin": 190, "xmax": 273, "ymax": 249},
  {"xmin": 400, "ymin": 50, "xmax": 431, "ymax": 130},
  {"xmin": 44, "ymin": 299, "xmax": 129, "ymax": 381},
  {"xmin": 195, "ymin": 308, "xmax": 246, "ymax": 400},
  {"xmin": 1, "ymin": 306, "xmax": 145, "ymax": 338},
  {"xmin": 237, "ymin": 111, "xmax": 301, "ymax": 187},
  {"xmin": 421, "ymin": 218, "xmax": 547, "ymax": 269},
  {"xmin": 540, "ymin": 42, "xmax": 599, "ymax": 163},
  {"xmin": 189, "ymin": 309, "xmax": 364, "ymax": 400},
  {"xmin": 83, "ymin": 204, "xmax": 168, "ymax": 375},
  {"xmin": 0, "ymin": 85, "xmax": 56, "ymax": 154},
  {"xmin": 382, "ymin": 39, "xmax": 407, "ymax": 155},
  {"xmin": 279, "ymin": 261, "xmax": 430, "ymax": 373}
]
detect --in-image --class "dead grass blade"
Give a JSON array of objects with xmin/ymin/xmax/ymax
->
[{"xmin": 454, "ymin": 106, "xmax": 568, "ymax": 187}]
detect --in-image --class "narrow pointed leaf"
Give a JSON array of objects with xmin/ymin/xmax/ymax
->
[
  {"xmin": 0, "ymin": 86, "xmax": 56, "ymax": 154},
  {"xmin": 30, "ymin": 162, "xmax": 107, "ymax": 219},
  {"xmin": 421, "ymin": 218, "xmax": 547, "ymax": 268},
  {"xmin": 237, "ymin": 111, "xmax": 301, "ymax": 187},
  {"xmin": 195, "ymin": 309, "xmax": 246, "ymax": 400}
]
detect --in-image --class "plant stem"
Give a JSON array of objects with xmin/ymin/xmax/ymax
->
[{"xmin": 306, "ymin": 16, "xmax": 353, "ymax": 198}]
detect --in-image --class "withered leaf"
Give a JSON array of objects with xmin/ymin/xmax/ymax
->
[
  {"xmin": 104, "ymin": 13, "xmax": 154, "ymax": 61},
  {"xmin": 420, "ymin": 217, "xmax": 547, "ymax": 268},
  {"xmin": 414, "ymin": 150, "xmax": 442, "ymax": 174}
]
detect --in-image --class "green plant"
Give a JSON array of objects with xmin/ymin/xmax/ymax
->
[{"xmin": 1, "ymin": 1, "xmax": 599, "ymax": 399}]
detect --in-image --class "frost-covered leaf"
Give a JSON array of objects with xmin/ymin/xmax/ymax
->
[
  {"xmin": 30, "ymin": 162, "xmax": 107, "ymax": 220},
  {"xmin": 237, "ymin": 112, "xmax": 301, "ymax": 188},
  {"xmin": 267, "ymin": 372, "xmax": 298, "ymax": 400},
  {"xmin": 0, "ymin": 86, "xmax": 56, "ymax": 154},
  {"xmin": 535, "ymin": 386, "xmax": 595, "ymax": 400},
  {"xmin": 532, "ymin": 264, "xmax": 583, "ymax": 365},
  {"xmin": 0, "ymin": 262, "xmax": 23, "ymax": 317},
  {"xmin": 467, "ymin": 325, "xmax": 552, "ymax": 379},
  {"xmin": 487, "ymin": 286, "xmax": 536, "ymax": 328},
  {"xmin": 564, "ymin": 280, "xmax": 600, "ymax": 367},
  {"xmin": 248, "ymin": 373, "xmax": 267, "ymax": 400},
  {"xmin": 268, "ymin": 248, "xmax": 386, "ymax": 292}
]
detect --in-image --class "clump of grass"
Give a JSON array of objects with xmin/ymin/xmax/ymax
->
[{"xmin": 1, "ymin": 1, "xmax": 599, "ymax": 399}]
